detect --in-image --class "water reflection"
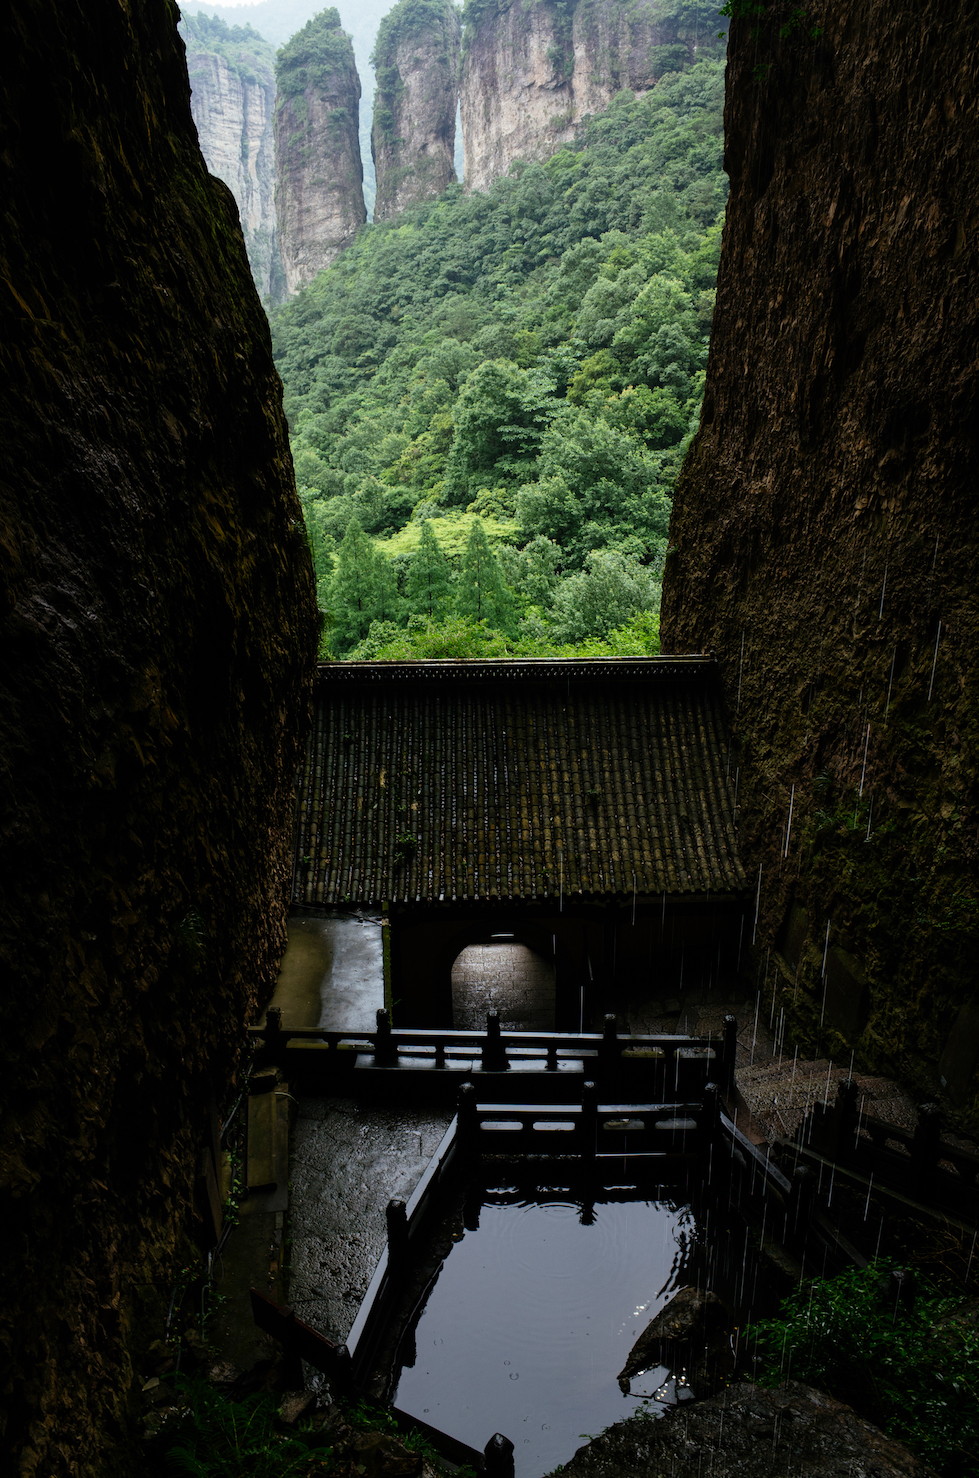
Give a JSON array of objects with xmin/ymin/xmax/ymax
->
[{"xmin": 391, "ymin": 1172, "xmax": 754, "ymax": 1478}]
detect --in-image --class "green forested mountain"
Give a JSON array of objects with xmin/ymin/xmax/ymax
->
[
  {"xmin": 269, "ymin": 57, "xmax": 727, "ymax": 657},
  {"xmin": 179, "ymin": 10, "xmax": 276, "ymax": 77}
]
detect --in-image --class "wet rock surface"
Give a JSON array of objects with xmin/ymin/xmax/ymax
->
[
  {"xmin": 561, "ymin": 1382, "xmax": 937, "ymax": 1478},
  {"xmin": 661, "ymin": 0, "xmax": 979, "ymax": 1129},
  {"xmin": 289, "ymin": 1098, "xmax": 453, "ymax": 1344},
  {"xmin": 0, "ymin": 0, "xmax": 317, "ymax": 1468},
  {"xmin": 618, "ymin": 1287, "xmax": 735, "ymax": 1398}
]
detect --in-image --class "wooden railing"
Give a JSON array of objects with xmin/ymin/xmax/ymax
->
[
  {"xmin": 250, "ymin": 1072, "xmax": 872, "ymax": 1453},
  {"xmin": 456, "ymin": 1080, "xmax": 710, "ymax": 1159},
  {"xmin": 793, "ymin": 1079, "xmax": 979, "ymax": 1221},
  {"xmin": 249, "ymin": 1008, "xmax": 737, "ymax": 1103}
]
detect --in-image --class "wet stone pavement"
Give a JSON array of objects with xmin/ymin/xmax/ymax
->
[{"xmin": 288, "ymin": 1096, "xmax": 453, "ymax": 1347}]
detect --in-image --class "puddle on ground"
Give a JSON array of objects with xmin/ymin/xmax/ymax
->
[
  {"xmin": 391, "ymin": 1175, "xmax": 762, "ymax": 1478},
  {"xmin": 266, "ymin": 909, "xmax": 384, "ymax": 1030}
]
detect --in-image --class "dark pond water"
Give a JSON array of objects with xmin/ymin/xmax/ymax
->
[{"xmin": 391, "ymin": 1175, "xmax": 774, "ymax": 1478}]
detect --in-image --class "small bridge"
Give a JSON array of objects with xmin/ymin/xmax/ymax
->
[{"xmin": 249, "ymin": 1008, "xmax": 737, "ymax": 1105}]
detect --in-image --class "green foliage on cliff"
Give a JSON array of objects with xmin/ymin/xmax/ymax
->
[
  {"xmin": 276, "ymin": 7, "xmax": 358, "ymax": 102},
  {"xmin": 179, "ymin": 11, "xmax": 275, "ymax": 86},
  {"xmin": 372, "ymin": 0, "xmax": 458, "ymax": 63},
  {"xmin": 271, "ymin": 58, "xmax": 726, "ymax": 655}
]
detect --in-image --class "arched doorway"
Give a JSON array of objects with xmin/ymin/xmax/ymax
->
[{"xmin": 450, "ymin": 937, "xmax": 556, "ymax": 1031}]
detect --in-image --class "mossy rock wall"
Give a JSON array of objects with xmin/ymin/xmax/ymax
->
[
  {"xmin": 0, "ymin": 1, "xmax": 318, "ymax": 1470},
  {"xmin": 661, "ymin": 0, "xmax": 979, "ymax": 1130}
]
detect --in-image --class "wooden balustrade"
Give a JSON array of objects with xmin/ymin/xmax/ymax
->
[
  {"xmin": 248, "ymin": 1011, "xmax": 725, "ymax": 1104},
  {"xmin": 794, "ymin": 1079, "xmax": 979, "ymax": 1219}
]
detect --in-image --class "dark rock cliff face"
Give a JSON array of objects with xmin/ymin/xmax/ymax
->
[
  {"xmin": 275, "ymin": 8, "xmax": 367, "ymax": 294},
  {"xmin": 662, "ymin": 1, "xmax": 979, "ymax": 1129},
  {"xmin": 461, "ymin": 0, "xmax": 726, "ymax": 193},
  {"xmin": 0, "ymin": 1, "xmax": 317, "ymax": 1471},
  {"xmin": 371, "ymin": 0, "xmax": 461, "ymax": 222}
]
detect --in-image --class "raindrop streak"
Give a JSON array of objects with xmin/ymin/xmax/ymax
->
[
  {"xmin": 736, "ymin": 629, "xmax": 745, "ymax": 713},
  {"xmin": 858, "ymin": 725, "xmax": 870, "ymax": 797},
  {"xmin": 927, "ymin": 621, "xmax": 942, "ymax": 701},
  {"xmin": 751, "ymin": 864, "xmax": 763, "ymax": 945},
  {"xmin": 865, "ymin": 796, "xmax": 874, "ymax": 841},
  {"xmin": 884, "ymin": 647, "xmax": 897, "ymax": 720},
  {"xmin": 818, "ymin": 922, "xmax": 831, "ymax": 1029},
  {"xmin": 783, "ymin": 784, "xmax": 795, "ymax": 857},
  {"xmin": 863, "ymin": 1173, "xmax": 874, "ymax": 1220},
  {"xmin": 877, "ymin": 563, "xmax": 887, "ymax": 619}
]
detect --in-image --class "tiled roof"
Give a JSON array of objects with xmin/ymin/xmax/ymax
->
[{"xmin": 293, "ymin": 658, "xmax": 746, "ymax": 906}]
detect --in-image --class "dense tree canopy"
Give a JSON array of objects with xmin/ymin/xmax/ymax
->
[{"xmin": 270, "ymin": 57, "xmax": 727, "ymax": 655}]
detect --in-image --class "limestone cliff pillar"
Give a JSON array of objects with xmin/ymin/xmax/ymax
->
[
  {"xmin": 371, "ymin": 0, "xmax": 461, "ymax": 222},
  {"xmin": 274, "ymin": 7, "xmax": 366, "ymax": 294}
]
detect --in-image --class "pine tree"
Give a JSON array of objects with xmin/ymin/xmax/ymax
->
[
  {"xmin": 406, "ymin": 520, "xmax": 451, "ymax": 618},
  {"xmin": 328, "ymin": 516, "xmax": 402, "ymax": 654},
  {"xmin": 455, "ymin": 518, "xmax": 516, "ymax": 633}
]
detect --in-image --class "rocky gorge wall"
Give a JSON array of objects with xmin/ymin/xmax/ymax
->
[
  {"xmin": 0, "ymin": 0, "xmax": 318, "ymax": 1471},
  {"xmin": 181, "ymin": 15, "xmax": 284, "ymax": 298},
  {"xmin": 661, "ymin": 1, "xmax": 979, "ymax": 1129},
  {"xmin": 371, "ymin": 0, "xmax": 461, "ymax": 221},
  {"xmin": 461, "ymin": 0, "xmax": 726, "ymax": 193},
  {"xmin": 275, "ymin": 7, "xmax": 367, "ymax": 294}
]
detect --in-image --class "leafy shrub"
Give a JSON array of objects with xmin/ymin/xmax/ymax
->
[
  {"xmin": 163, "ymin": 1375, "xmax": 332, "ymax": 1476},
  {"xmin": 746, "ymin": 1262, "xmax": 979, "ymax": 1476}
]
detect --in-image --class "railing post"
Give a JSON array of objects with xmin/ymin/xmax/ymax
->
[
  {"xmin": 598, "ymin": 1014, "xmax": 619, "ymax": 1074},
  {"xmin": 484, "ymin": 1434, "xmax": 515, "ymax": 1478},
  {"xmin": 374, "ymin": 1007, "xmax": 397, "ymax": 1067},
  {"xmin": 912, "ymin": 1102, "xmax": 942, "ymax": 1191},
  {"xmin": 786, "ymin": 1164, "xmax": 814, "ymax": 1254},
  {"xmin": 722, "ymin": 1014, "xmax": 738, "ymax": 1092},
  {"xmin": 434, "ymin": 1038, "xmax": 446, "ymax": 1069},
  {"xmin": 262, "ymin": 1008, "xmax": 282, "ymax": 1066},
  {"xmin": 886, "ymin": 1268, "xmax": 916, "ymax": 1319},
  {"xmin": 832, "ymin": 1077, "xmax": 859, "ymax": 1160},
  {"xmin": 699, "ymin": 1081, "xmax": 721, "ymax": 1163},
  {"xmin": 386, "ymin": 1197, "xmax": 409, "ymax": 1272},
  {"xmin": 581, "ymin": 1080, "xmax": 598, "ymax": 1159},
  {"xmin": 333, "ymin": 1343, "xmax": 354, "ymax": 1391},
  {"xmin": 457, "ymin": 1082, "xmax": 478, "ymax": 1150},
  {"xmin": 482, "ymin": 1010, "xmax": 508, "ymax": 1072}
]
